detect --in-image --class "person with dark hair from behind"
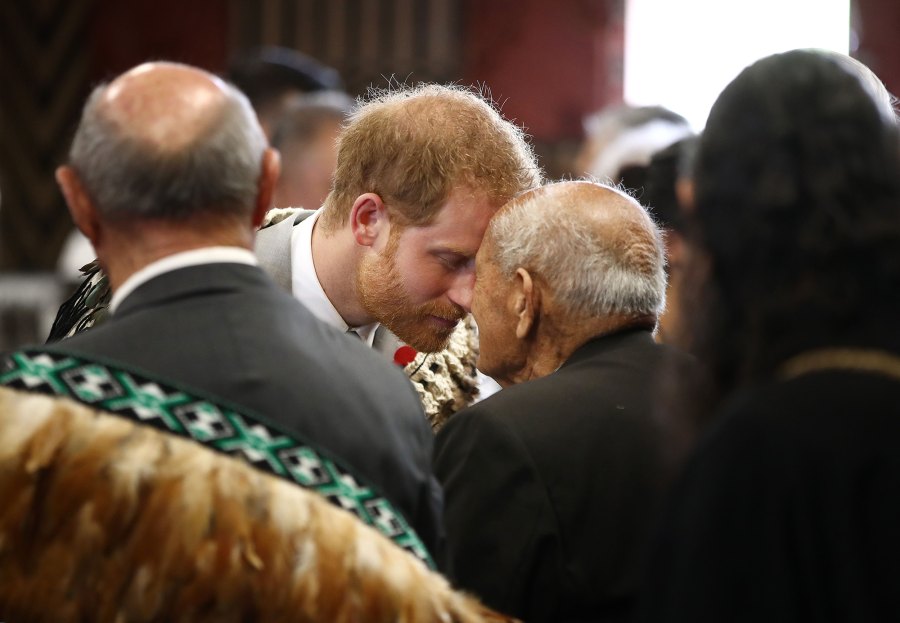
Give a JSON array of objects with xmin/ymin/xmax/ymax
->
[
  {"xmin": 638, "ymin": 49, "xmax": 900, "ymax": 622},
  {"xmin": 43, "ymin": 61, "xmax": 444, "ymax": 560},
  {"xmin": 226, "ymin": 46, "xmax": 344, "ymax": 139},
  {"xmin": 434, "ymin": 181, "xmax": 693, "ymax": 622},
  {"xmin": 642, "ymin": 136, "xmax": 698, "ymax": 347},
  {"xmin": 270, "ymin": 90, "xmax": 355, "ymax": 210}
]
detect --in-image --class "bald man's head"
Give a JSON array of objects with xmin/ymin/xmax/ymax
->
[
  {"xmin": 100, "ymin": 62, "xmax": 234, "ymax": 153},
  {"xmin": 68, "ymin": 61, "xmax": 268, "ymax": 222},
  {"xmin": 483, "ymin": 181, "xmax": 666, "ymax": 319}
]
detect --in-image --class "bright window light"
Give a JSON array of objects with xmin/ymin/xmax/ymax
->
[{"xmin": 624, "ymin": 0, "xmax": 850, "ymax": 130}]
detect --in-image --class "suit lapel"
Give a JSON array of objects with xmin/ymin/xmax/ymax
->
[
  {"xmin": 372, "ymin": 325, "xmax": 404, "ymax": 361},
  {"xmin": 254, "ymin": 210, "xmax": 314, "ymax": 293}
]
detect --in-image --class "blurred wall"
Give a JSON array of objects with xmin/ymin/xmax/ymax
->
[
  {"xmin": 463, "ymin": 0, "xmax": 624, "ymax": 177},
  {"xmin": 0, "ymin": 0, "xmax": 94, "ymax": 271},
  {"xmin": 1, "ymin": 0, "xmax": 897, "ymax": 271},
  {"xmin": 854, "ymin": 0, "xmax": 900, "ymax": 96},
  {"xmin": 0, "ymin": 0, "xmax": 230, "ymax": 272},
  {"xmin": 230, "ymin": 0, "xmax": 463, "ymax": 94},
  {"xmin": 89, "ymin": 0, "xmax": 229, "ymax": 81}
]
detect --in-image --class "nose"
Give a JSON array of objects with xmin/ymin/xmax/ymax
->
[{"xmin": 446, "ymin": 268, "xmax": 476, "ymax": 313}]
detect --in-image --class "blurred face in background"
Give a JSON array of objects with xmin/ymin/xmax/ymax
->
[{"xmin": 273, "ymin": 118, "xmax": 342, "ymax": 210}]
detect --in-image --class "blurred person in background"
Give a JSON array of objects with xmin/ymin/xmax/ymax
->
[
  {"xmin": 575, "ymin": 104, "xmax": 693, "ymax": 193},
  {"xmin": 270, "ymin": 90, "xmax": 355, "ymax": 210},
  {"xmin": 642, "ymin": 136, "xmax": 697, "ymax": 346},
  {"xmin": 226, "ymin": 45, "xmax": 344, "ymax": 139}
]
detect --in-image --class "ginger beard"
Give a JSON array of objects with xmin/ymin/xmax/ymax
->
[{"xmin": 357, "ymin": 229, "xmax": 464, "ymax": 353}]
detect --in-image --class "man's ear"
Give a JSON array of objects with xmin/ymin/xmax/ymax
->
[
  {"xmin": 349, "ymin": 193, "xmax": 389, "ymax": 249},
  {"xmin": 253, "ymin": 147, "xmax": 281, "ymax": 228},
  {"xmin": 513, "ymin": 267, "xmax": 539, "ymax": 340},
  {"xmin": 56, "ymin": 165, "xmax": 101, "ymax": 245}
]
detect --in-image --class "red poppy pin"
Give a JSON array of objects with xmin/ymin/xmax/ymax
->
[{"xmin": 393, "ymin": 345, "xmax": 418, "ymax": 367}]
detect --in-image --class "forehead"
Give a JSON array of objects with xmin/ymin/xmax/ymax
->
[
  {"xmin": 474, "ymin": 238, "xmax": 509, "ymax": 295},
  {"xmin": 401, "ymin": 187, "xmax": 500, "ymax": 253},
  {"xmin": 475, "ymin": 232, "xmax": 497, "ymax": 266}
]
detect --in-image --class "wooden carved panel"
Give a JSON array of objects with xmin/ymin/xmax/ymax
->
[
  {"xmin": 229, "ymin": 0, "xmax": 463, "ymax": 94},
  {"xmin": 0, "ymin": 0, "xmax": 93, "ymax": 270}
]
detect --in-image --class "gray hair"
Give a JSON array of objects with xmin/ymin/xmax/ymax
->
[
  {"xmin": 69, "ymin": 80, "xmax": 267, "ymax": 221},
  {"xmin": 487, "ymin": 183, "xmax": 667, "ymax": 318}
]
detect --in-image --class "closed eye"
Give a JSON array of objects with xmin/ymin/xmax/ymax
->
[{"xmin": 436, "ymin": 253, "xmax": 473, "ymax": 272}]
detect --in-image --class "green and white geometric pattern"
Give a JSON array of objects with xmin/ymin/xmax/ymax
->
[{"xmin": 0, "ymin": 349, "xmax": 435, "ymax": 568}]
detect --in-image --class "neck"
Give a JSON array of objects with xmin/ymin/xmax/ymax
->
[
  {"xmin": 506, "ymin": 313, "xmax": 655, "ymax": 386},
  {"xmin": 311, "ymin": 221, "xmax": 373, "ymax": 327},
  {"xmin": 99, "ymin": 216, "xmax": 254, "ymax": 293},
  {"xmin": 502, "ymin": 339, "xmax": 570, "ymax": 387}
]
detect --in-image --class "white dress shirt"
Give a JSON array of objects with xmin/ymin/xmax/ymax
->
[{"xmin": 289, "ymin": 210, "xmax": 378, "ymax": 346}]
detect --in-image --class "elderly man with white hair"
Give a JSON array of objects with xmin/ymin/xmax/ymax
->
[{"xmin": 434, "ymin": 181, "xmax": 691, "ymax": 623}]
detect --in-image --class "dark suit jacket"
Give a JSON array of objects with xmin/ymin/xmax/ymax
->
[
  {"xmin": 48, "ymin": 262, "xmax": 444, "ymax": 557},
  {"xmin": 637, "ymin": 363, "xmax": 900, "ymax": 623},
  {"xmin": 434, "ymin": 328, "xmax": 686, "ymax": 622}
]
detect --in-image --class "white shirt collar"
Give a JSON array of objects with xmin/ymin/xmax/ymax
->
[
  {"xmin": 109, "ymin": 247, "xmax": 258, "ymax": 313},
  {"xmin": 290, "ymin": 210, "xmax": 378, "ymax": 346}
]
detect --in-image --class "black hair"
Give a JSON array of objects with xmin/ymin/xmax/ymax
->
[
  {"xmin": 226, "ymin": 47, "xmax": 343, "ymax": 110},
  {"xmin": 683, "ymin": 49, "xmax": 900, "ymax": 411},
  {"xmin": 643, "ymin": 137, "xmax": 698, "ymax": 231}
]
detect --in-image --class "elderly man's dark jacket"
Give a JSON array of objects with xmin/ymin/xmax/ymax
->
[
  {"xmin": 46, "ymin": 261, "xmax": 444, "ymax": 559},
  {"xmin": 434, "ymin": 327, "xmax": 687, "ymax": 622}
]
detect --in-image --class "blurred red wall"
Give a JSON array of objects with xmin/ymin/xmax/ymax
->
[
  {"xmin": 463, "ymin": 0, "xmax": 624, "ymax": 142},
  {"xmin": 854, "ymin": 0, "xmax": 900, "ymax": 96},
  {"xmin": 89, "ymin": 0, "xmax": 230, "ymax": 83}
]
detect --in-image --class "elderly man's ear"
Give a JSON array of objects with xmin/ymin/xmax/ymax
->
[
  {"xmin": 513, "ymin": 267, "xmax": 538, "ymax": 340},
  {"xmin": 56, "ymin": 165, "xmax": 101, "ymax": 246}
]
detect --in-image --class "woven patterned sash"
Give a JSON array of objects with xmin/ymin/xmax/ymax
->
[{"xmin": 0, "ymin": 348, "xmax": 436, "ymax": 570}]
